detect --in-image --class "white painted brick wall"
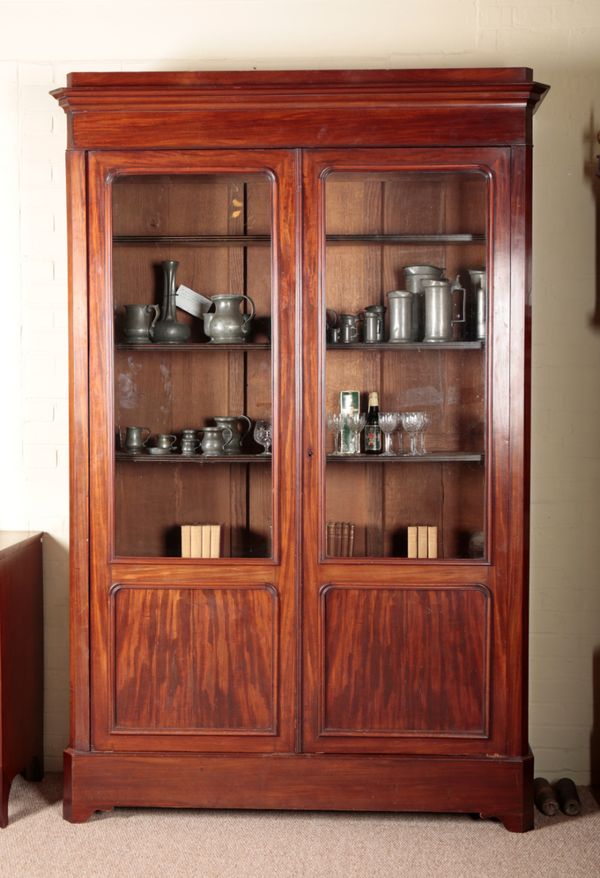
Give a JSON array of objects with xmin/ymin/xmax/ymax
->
[{"xmin": 0, "ymin": 1, "xmax": 599, "ymax": 783}]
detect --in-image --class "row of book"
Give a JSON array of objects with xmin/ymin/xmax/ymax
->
[
  {"xmin": 181, "ymin": 524, "xmax": 221, "ymax": 558},
  {"xmin": 327, "ymin": 521, "xmax": 355, "ymax": 557},
  {"xmin": 407, "ymin": 525, "xmax": 438, "ymax": 559}
]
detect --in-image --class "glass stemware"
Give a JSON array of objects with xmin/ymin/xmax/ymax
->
[
  {"xmin": 400, "ymin": 411, "xmax": 427, "ymax": 456},
  {"xmin": 417, "ymin": 412, "xmax": 430, "ymax": 455},
  {"xmin": 345, "ymin": 412, "xmax": 366, "ymax": 455},
  {"xmin": 379, "ymin": 412, "xmax": 399, "ymax": 456},
  {"xmin": 253, "ymin": 419, "xmax": 272, "ymax": 456},
  {"xmin": 326, "ymin": 412, "xmax": 346, "ymax": 455}
]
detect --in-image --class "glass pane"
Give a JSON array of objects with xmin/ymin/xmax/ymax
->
[
  {"xmin": 112, "ymin": 174, "xmax": 273, "ymax": 558},
  {"xmin": 323, "ymin": 170, "xmax": 487, "ymax": 560}
]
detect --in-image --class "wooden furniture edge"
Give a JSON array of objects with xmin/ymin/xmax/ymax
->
[{"xmin": 63, "ymin": 748, "xmax": 534, "ymax": 832}]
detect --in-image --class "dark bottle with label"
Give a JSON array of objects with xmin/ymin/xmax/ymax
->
[{"xmin": 364, "ymin": 391, "xmax": 382, "ymax": 454}]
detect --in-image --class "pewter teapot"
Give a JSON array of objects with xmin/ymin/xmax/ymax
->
[{"xmin": 202, "ymin": 294, "xmax": 255, "ymax": 344}]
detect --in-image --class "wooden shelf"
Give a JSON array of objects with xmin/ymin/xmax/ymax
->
[
  {"xmin": 326, "ymin": 452, "xmax": 483, "ymax": 463},
  {"xmin": 113, "ymin": 235, "xmax": 271, "ymax": 246},
  {"xmin": 116, "ymin": 342, "xmax": 270, "ymax": 352},
  {"xmin": 116, "ymin": 452, "xmax": 271, "ymax": 463},
  {"xmin": 326, "ymin": 341, "xmax": 483, "ymax": 351},
  {"xmin": 325, "ymin": 233, "xmax": 485, "ymax": 245}
]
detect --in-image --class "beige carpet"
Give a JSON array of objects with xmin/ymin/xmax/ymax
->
[{"xmin": 0, "ymin": 774, "xmax": 599, "ymax": 878}]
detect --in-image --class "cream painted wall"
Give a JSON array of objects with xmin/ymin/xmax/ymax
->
[{"xmin": 0, "ymin": 0, "xmax": 599, "ymax": 780}]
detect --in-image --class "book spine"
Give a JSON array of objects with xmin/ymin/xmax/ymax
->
[
  {"xmin": 201, "ymin": 525, "xmax": 211, "ymax": 559},
  {"xmin": 181, "ymin": 524, "xmax": 191, "ymax": 558},
  {"xmin": 427, "ymin": 526, "xmax": 438, "ymax": 559},
  {"xmin": 334, "ymin": 522, "xmax": 342, "ymax": 557},
  {"xmin": 210, "ymin": 524, "xmax": 221, "ymax": 559},
  {"xmin": 326, "ymin": 522, "xmax": 335, "ymax": 557},
  {"xmin": 341, "ymin": 522, "xmax": 350, "ymax": 557},
  {"xmin": 348, "ymin": 524, "xmax": 355, "ymax": 558},
  {"xmin": 407, "ymin": 526, "xmax": 418, "ymax": 559},
  {"xmin": 417, "ymin": 526, "xmax": 428, "ymax": 559},
  {"xmin": 190, "ymin": 524, "xmax": 202, "ymax": 559}
]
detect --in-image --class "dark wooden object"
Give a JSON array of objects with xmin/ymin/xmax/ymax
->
[
  {"xmin": 533, "ymin": 777, "xmax": 559, "ymax": 816},
  {"xmin": 52, "ymin": 68, "xmax": 548, "ymax": 831},
  {"xmin": 0, "ymin": 532, "xmax": 44, "ymax": 827},
  {"xmin": 555, "ymin": 777, "xmax": 581, "ymax": 816}
]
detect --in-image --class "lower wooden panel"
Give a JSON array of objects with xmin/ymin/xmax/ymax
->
[
  {"xmin": 63, "ymin": 748, "xmax": 534, "ymax": 833},
  {"xmin": 320, "ymin": 584, "xmax": 489, "ymax": 738},
  {"xmin": 111, "ymin": 583, "xmax": 277, "ymax": 734}
]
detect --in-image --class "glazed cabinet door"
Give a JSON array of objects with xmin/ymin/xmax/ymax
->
[
  {"xmin": 88, "ymin": 150, "xmax": 298, "ymax": 752},
  {"xmin": 302, "ymin": 148, "xmax": 521, "ymax": 756}
]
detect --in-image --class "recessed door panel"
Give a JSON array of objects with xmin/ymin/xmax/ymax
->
[
  {"xmin": 320, "ymin": 584, "xmax": 489, "ymax": 736},
  {"xmin": 112, "ymin": 584, "xmax": 277, "ymax": 733}
]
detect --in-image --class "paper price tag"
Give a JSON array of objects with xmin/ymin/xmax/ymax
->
[{"xmin": 175, "ymin": 285, "xmax": 213, "ymax": 318}]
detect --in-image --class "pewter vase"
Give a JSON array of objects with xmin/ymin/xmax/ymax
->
[{"xmin": 151, "ymin": 260, "xmax": 191, "ymax": 345}]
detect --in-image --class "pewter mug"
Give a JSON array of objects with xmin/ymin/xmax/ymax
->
[
  {"xmin": 120, "ymin": 426, "xmax": 151, "ymax": 454},
  {"xmin": 122, "ymin": 304, "xmax": 160, "ymax": 344},
  {"xmin": 180, "ymin": 429, "xmax": 201, "ymax": 455},
  {"xmin": 213, "ymin": 415, "xmax": 252, "ymax": 455},
  {"xmin": 386, "ymin": 290, "xmax": 413, "ymax": 342},
  {"xmin": 364, "ymin": 305, "xmax": 385, "ymax": 342},
  {"xmin": 199, "ymin": 425, "xmax": 234, "ymax": 456},
  {"xmin": 422, "ymin": 279, "xmax": 465, "ymax": 343},
  {"xmin": 155, "ymin": 433, "xmax": 177, "ymax": 450},
  {"xmin": 339, "ymin": 314, "xmax": 359, "ymax": 344},
  {"xmin": 202, "ymin": 294, "xmax": 256, "ymax": 343}
]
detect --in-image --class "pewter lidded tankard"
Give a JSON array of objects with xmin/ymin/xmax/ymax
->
[
  {"xmin": 403, "ymin": 265, "xmax": 444, "ymax": 340},
  {"xmin": 421, "ymin": 278, "xmax": 465, "ymax": 343}
]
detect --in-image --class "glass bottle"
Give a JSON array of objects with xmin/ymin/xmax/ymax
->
[{"xmin": 364, "ymin": 391, "xmax": 382, "ymax": 454}]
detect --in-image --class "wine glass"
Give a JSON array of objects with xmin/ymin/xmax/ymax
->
[
  {"xmin": 417, "ymin": 412, "xmax": 430, "ymax": 455},
  {"xmin": 379, "ymin": 412, "xmax": 399, "ymax": 455},
  {"xmin": 400, "ymin": 411, "xmax": 426, "ymax": 456},
  {"xmin": 326, "ymin": 412, "xmax": 346, "ymax": 455},
  {"xmin": 253, "ymin": 419, "xmax": 272, "ymax": 456},
  {"xmin": 346, "ymin": 412, "xmax": 366, "ymax": 455}
]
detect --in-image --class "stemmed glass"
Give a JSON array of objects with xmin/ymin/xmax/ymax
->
[
  {"xmin": 346, "ymin": 412, "xmax": 366, "ymax": 455},
  {"xmin": 379, "ymin": 412, "xmax": 400, "ymax": 456},
  {"xmin": 253, "ymin": 419, "xmax": 272, "ymax": 456},
  {"xmin": 417, "ymin": 413, "xmax": 430, "ymax": 455},
  {"xmin": 400, "ymin": 411, "xmax": 427, "ymax": 456},
  {"xmin": 326, "ymin": 412, "xmax": 346, "ymax": 455}
]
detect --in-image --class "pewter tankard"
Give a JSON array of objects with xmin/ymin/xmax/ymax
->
[
  {"xmin": 422, "ymin": 278, "xmax": 465, "ymax": 343},
  {"xmin": 122, "ymin": 304, "xmax": 160, "ymax": 344}
]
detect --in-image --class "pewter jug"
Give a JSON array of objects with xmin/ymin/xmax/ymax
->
[
  {"xmin": 199, "ymin": 425, "xmax": 233, "ymax": 456},
  {"xmin": 386, "ymin": 290, "xmax": 413, "ymax": 342},
  {"xmin": 151, "ymin": 260, "xmax": 191, "ymax": 344},
  {"xmin": 122, "ymin": 304, "xmax": 160, "ymax": 344},
  {"xmin": 202, "ymin": 294, "xmax": 255, "ymax": 344},
  {"xmin": 422, "ymin": 279, "xmax": 465, "ymax": 343},
  {"xmin": 213, "ymin": 415, "xmax": 252, "ymax": 455}
]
